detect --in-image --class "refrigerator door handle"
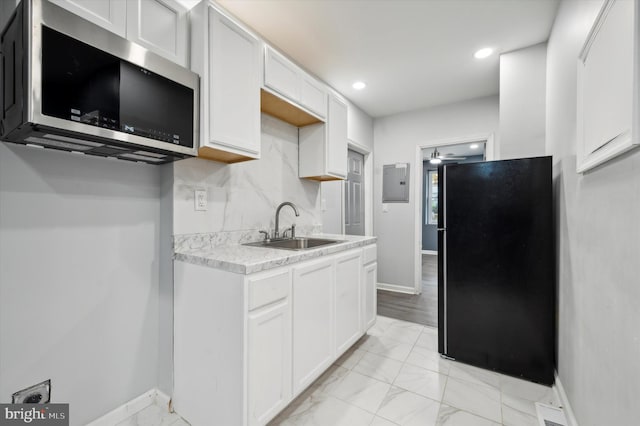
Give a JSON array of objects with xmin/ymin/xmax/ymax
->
[{"xmin": 442, "ymin": 166, "xmax": 448, "ymax": 355}]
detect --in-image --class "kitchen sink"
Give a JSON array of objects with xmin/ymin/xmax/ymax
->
[{"xmin": 244, "ymin": 237, "xmax": 343, "ymax": 251}]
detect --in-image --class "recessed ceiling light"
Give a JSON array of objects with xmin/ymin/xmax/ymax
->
[
  {"xmin": 470, "ymin": 143, "xmax": 479, "ymax": 149},
  {"xmin": 474, "ymin": 48, "xmax": 494, "ymax": 59},
  {"xmin": 352, "ymin": 81, "xmax": 366, "ymax": 90}
]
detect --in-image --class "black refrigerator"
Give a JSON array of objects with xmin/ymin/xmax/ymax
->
[{"xmin": 437, "ymin": 156, "xmax": 555, "ymax": 385}]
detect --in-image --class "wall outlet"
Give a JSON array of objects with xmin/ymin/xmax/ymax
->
[
  {"xmin": 194, "ymin": 189, "xmax": 207, "ymax": 211},
  {"xmin": 12, "ymin": 379, "xmax": 51, "ymax": 403}
]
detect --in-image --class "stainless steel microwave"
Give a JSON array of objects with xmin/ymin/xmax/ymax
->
[{"xmin": 0, "ymin": 0, "xmax": 199, "ymax": 164}]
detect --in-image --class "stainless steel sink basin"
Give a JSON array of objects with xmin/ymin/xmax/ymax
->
[{"xmin": 244, "ymin": 237, "xmax": 343, "ymax": 251}]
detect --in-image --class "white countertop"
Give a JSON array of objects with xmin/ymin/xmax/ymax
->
[{"xmin": 174, "ymin": 233, "xmax": 377, "ymax": 275}]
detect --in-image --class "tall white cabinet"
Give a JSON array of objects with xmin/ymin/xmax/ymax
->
[{"xmin": 190, "ymin": 2, "xmax": 262, "ymax": 163}]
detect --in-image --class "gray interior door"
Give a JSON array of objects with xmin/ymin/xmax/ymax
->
[{"xmin": 345, "ymin": 150, "xmax": 365, "ymax": 235}]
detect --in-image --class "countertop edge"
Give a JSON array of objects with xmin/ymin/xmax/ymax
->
[{"xmin": 174, "ymin": 235, "xmax": 377, "ymax": 275}]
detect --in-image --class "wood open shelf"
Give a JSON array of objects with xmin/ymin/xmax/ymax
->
[{"xmin": 260, "ymin": 89, "xmax": 323, "ymax": 127}]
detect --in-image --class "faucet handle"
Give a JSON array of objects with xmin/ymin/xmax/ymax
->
[
  {"xmin": 258, "ymin": 230, "xmax": 270, "ymax": 241},
  {"xmin": 282, "ymin": 224, "xmax": 297, "ymax": 239}
]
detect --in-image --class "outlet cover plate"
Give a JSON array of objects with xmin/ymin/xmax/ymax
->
[
  {"xmin": 194, "ymin": 189, "xmax": 207, "ymax": 211},
  {"xmin": 12, "ymin": 379, "xmax": 51, "ymax": 403}
]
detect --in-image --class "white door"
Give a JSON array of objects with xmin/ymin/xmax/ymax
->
[
  {"xmin": 334, "ymin": 250, "xmax": 362, "ymax": 355},
  {"xmin": 345, "ymin": 149, "xmax": 365, "ymax": 235},
  {"xmin": 292, "ymin": 258, "xmax": 334, "ymax": 394}
]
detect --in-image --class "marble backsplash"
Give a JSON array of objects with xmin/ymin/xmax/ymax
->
[{"xmin": 172, "ymin": 114, "xmax": 322, "ymax": 238}]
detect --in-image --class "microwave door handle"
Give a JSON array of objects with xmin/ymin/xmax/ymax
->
[{"xmin": 0, "ymin": 51, "xmax": 4, "ymax": 131}]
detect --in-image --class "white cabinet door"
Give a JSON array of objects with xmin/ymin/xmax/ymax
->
[
  {"xmin": 49, "ymin": 0, "xmax": 126, "ymax": 37},
  {"xmin": 247, "ymin": 300, "xmax": 291, "ymax": 426},
  {"xmin": 292, "ymin": 258, "xmax": 334, "ymax": 394},
  {"xmin": 327, "ymin": 94, "xmax": 348, "ymax": 178},
  {"xmin": 264, "ymin": 46, "xmax": 300, "ymax": 102},
  {"xmin": 203, "ymin": 5, "xmax": 261, "ymax": 159},
  {"xmin": 300, "ymin": 74, "xmax": 327, "ymax": 119},
  {"xmin": 363, "ymin": 261, "xmax": 377, "ymax": 330},
  {"xmin": 334, "ymin": 250, "xmax": 362, "ymax": 355},
  {"xmin": 126, "ymin": 0, "xmax": 188, "ymax": 66}
]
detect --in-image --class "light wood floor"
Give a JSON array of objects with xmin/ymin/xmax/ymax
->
[{"xmin": 377, "ymin": 254, "xmax": 438, "ymax": 327}]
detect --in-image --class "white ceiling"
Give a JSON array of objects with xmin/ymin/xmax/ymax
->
[{"xmin": 180, "ymin": 0, "xmax": 559, "ymax": 118}]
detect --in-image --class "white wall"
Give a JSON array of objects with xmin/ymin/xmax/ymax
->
[
  {"xmin": 0, "ymin": 0, "xmax": 17, "ymax": 30},
  {"xmin": 373, "ymin": 95, "xmax": 499, "ymax": 290},
  {"xmin": 499, "ymin": 43, "xmax": 547, "ymax": 159},
  {"xmin": 322, "ymin": 101, "xmax": 374, "ymax": 235},
  {"xmin": 0, "ymin": 144, "xmax": 163, "ymax": 425},
  {"xmin": 173, "ymin": 114, "xmax": 321, "ymax": 236},
  {"xmin": 546, "ymin": 1, "xmax": 640, "ymax": 424}
]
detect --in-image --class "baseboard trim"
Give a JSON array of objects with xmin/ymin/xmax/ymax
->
[
  {"xmin": 87, "ymin": 388, "xmax": 171, "ymax": 426},
  {"xmin": 421, "ymin": 250, "xmax": 437, "ymax": 255},
  {"xmin": 554, "ymin": 372, "xmax": 579, "ymax": 426},
  {"xmin": 377, "ymin": 282, "xmax": 418, "ymax": 295}
]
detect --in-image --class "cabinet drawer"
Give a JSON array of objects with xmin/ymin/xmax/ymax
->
[
  {"xmin": 248, "ymin": 270, "xmax": 290, "ymax": 311},
  {"xmin": 363, "ymin": 244, "xmax": 377, "ymax": 265}
]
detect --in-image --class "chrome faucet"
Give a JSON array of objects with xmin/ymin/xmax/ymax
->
[{"xmin": 274, "ymin": 202, "xmax": 300, "ymax": 239}]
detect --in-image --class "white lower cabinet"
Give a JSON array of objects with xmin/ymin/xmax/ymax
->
[
  {"xmin": 247, "ymin": 299, "xmax": 291, "ymax": 425},
  {"xmin": 174, "ymin": 243, "xmax": 377, "ymax": 426},
  {"xmin": 362, "ymin": 244, "xmax": 378, "ymax": 330},
  {"xmin": 292, "ymin": 257, "xmax": 334, "ymax": 394},
  {"xmin": 334, "ymin": 249, "xmax": 363, "ymax": 354},
  {"xmin": 363, "ymin": 261, "xmax": 378, "ymax": 330}
]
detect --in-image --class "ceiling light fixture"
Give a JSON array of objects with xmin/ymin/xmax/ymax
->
[
  {"xmin": 470, "ymin": 143, "xmax": 479, "ymax": 149},
  {"xmin": 474, "ymin": 48, "xmax": 494, "ymax": 59},
  {"xmin": 352, "ymin": 81, "xmax": 366, "ymax": 90},
  {"xmin": 429, "ymin": 148, "xmax": 443, "ymax": 164}
]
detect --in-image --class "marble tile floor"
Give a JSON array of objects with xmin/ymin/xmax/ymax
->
[
  {"xmin": 115, "ymin": 403, "xmax": 189, "ymax": 426},
  {"xmin": 116, "ymin": 315, "xmax": 559, "ymax": 426},
  {"xmin": 269, "ymin": 315, "xmax": 561, "ymax": 426}
]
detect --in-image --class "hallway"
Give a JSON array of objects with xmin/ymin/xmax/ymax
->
[{"xmin": 377, "ymin": 255, "xmax": 438, "ymax": 327}]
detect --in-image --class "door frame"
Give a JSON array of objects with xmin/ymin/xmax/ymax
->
[
  {"xmin": 413, "ymin": 134, "xmax": 495, "ymax": 293},
  {"xmin": 340, "ymin": 140, "xmax": 373, "ymax": 235}
]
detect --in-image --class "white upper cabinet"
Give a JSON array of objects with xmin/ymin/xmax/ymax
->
[
  {"xmin": 50, "ymin": 0, "xmax": 188, "ymax": 65},
  {"xmin": 264, "ymin": 45, "xmax": 327, "ymax": 119},
  {"xmin": 126, "ymin": 0, "xmax": 189, "ymax": 66},
  {"xmin": 300, "ymin": 74, "xmax": 328, "ymax": 119},
  {"xmin": 50, "ymin": 0, "xmax": 127, "ymax": 37},
  {"xmin": 298, "ymin": 92, "xmax": 348, "ymax": 180},
  {"xmin": 191, "ymin": 2, "xmax": 261, "ymax": 163},
  {"xmin": 327, "ymin": 93, "xmax": 348, "ymax": 177},
  {"xmin": 264, "ymin": 47, "xmax": 301, "ymax": 102}
]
